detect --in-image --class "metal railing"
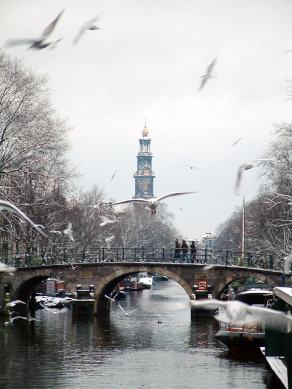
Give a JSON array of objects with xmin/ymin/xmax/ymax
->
[{"xmin": 0, "ymin": 247, "xmax": 278, "ymax": 271}]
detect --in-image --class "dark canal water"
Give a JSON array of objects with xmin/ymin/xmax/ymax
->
[{"xmin": 0, "ymin": 280, "xmax": 283, "ymax": 389}]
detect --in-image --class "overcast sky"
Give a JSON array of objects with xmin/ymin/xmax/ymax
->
[{"xmin": 2, "ymin": 0, "xmax": 292, "ymax": 240}]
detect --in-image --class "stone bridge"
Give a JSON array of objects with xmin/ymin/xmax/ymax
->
[{"xmin": 0, "ymin": 262, "xmax": 289, "ymax": 316}]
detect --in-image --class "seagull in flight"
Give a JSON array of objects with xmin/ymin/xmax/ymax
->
[
  {"xmin": 110, "ymin": 170, "xmax": 117, "ymax": 182},
  {"xmin": 99, "ymin": 215, "xmax": 116, "ymax": 227},
  {"xmin": 112, "ymin": 191, "xmax": 197, "ymax": 215},
  {"xmin": 0, "ymin": 200, "xmax": 48, "ymax": 238},
  {"xmin": 5, "ymin": 9, "xmax": 64, "ymax": 50},
  {"xmin": 234, "ymin": 159, "xmax": 273, "ymax": 195},
  {"xmin": 73, "ymin": 14, "xmax": 103, "ymax": 45},
  {"xmin": 0, "ymin": 263, "xmax": 16, "ymax": 274},
  {"xmin": 191, "ymin": 299, "xmax": 292, "ymax": 332},
  {"xmin": 284, "ymin": 250, "xmax": 292, "ymax": 274},
  {"xmin": 232, "ymin": 137, "xmax": 242, "ymax": 147},
  {"xmin": 64, "ymin": 222, "xmax": 74, "ymax": 241},
  {"xmin": 198, "ymin": 58, "xmax": 217, "ymax": 92}
]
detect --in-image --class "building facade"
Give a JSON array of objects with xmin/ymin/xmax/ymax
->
[{"xmin": 133, "ymin": 125, "xmax": 155, "ymax": 198}]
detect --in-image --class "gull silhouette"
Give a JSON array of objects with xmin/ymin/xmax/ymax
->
[
  {"xmin": 73, "ymin": 14, "xmax": 103, "ymax": 45},
  {"xmin": 234, "ymin": 159, "xmax": 273, "ymax": 195},
  {"xmin": 0, "ymin": 200, "xmax": 48, "ymax": 238},
  {"xmin": 191, "ymin": 299, "xmax": 292, "ymax": 332},
  {"xmin": 6, "ymin": 9, "xmax": 64, "ymax": 50},
  {"xmin": 112, "ymin": 191, "xmax": 197, "ymax": 215},
  {"xmin": 198, "ymin": 58, "xmax": 217, "ymax": 92}
]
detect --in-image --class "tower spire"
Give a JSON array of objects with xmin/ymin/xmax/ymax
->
[{"xmin": 133, "ymin": 124, "xmax": 155, "ymax": 198}]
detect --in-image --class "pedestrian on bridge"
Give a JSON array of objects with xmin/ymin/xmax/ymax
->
[
  {"xmin": 174, "ymin": 239, "xmax": 181, "ymax": 262},
  {"xmin": 190, "ymin": 241, "xmax": 197, "ymax": 263},
  {"xmin": 181, "ymin": 239, "xmax": 188, "ymax": 262}
]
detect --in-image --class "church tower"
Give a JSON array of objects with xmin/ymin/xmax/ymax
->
[{"xmin": 133, "ymin": 124, "xmax": 155, "ymax": 198}]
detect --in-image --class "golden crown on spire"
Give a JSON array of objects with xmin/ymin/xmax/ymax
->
[{"xmin": 142, "ymin": 124, "xmax": 149, "ymax": 137}]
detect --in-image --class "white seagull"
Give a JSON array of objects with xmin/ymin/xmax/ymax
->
[
  {"xmin": 198, "ymin": 58, "xmax": 217, "ymax": 92},
  {"xmin": 6, "ymin": 9, "xmax": 64, "ymax": 50},
  {"xmin": 234, "ymin": 159, "xmax": 273, "ymax": 195},
  {"xmin": 0, "ymin": 263, "xmax": 16, "ymax": 274},
  {"xmin": 73, "ymin": 14, "xmax": 103, "ymax": 45},
  {"xmin": 0, "ymin": 200, "xmax": 48, "ymax": 238},
  {"xmin": 99, "ymin": 215, "xmax": 116, "ymax": 227},
  {"xmin": 63, "ymin": 222, "xmax": 74, "ymax": 241},
  {"xmin": 191, "ymin": 299, "xmax": 292, "ymax": 332},
  {"xmin": 284, "ymin": 250, "xmax": 292, "ymax": 274},
  {"xmin": 111, "ymin": 191, "xmax": 197, "ymax": 215}
]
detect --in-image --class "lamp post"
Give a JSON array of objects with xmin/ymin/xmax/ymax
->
[{"xmin": 241, "ymin": 196, "xmax": 245, "ymax": 264}]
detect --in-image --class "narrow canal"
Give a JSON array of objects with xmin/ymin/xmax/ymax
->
[{"xmin": 0, "ymin": 280, "xmax": 282, "ymax": 389}]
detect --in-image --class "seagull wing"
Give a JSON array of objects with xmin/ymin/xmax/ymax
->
[
  {"xmin": 0, "ymin": 200, "xmax": 48, "ymax": 238},
  {"xmin": 0, "ymin": 263, "xmax": 16, "ymax": 273},
  {"xmin": 190, "ymin": 299, "xmax": 226, "ymax": 310},
  {"xmin": 73, "ymin": 27, "xmax": 86, "ymax": 45},
  {"xmin": 198, "ymin": 76, "xmax": 208, "ymax": 92},
  {"xmin": 118, "ymin": 303, "xmax": 129, "ymax": 316},
  {"xmin": 112, "ymin": 199, "xmax": 149, "ymax": 206},
  {"xmin": 284, "ymin": 251, "xmax": 292, "ymax": 273},
  {"xmin": 5, "ymin": 39, "xmax": 36, "ymax": 47},
  {"xmin": 157, "ymin": 191, "xmax": 197, "ymax": 202},
  {"xmin": 247, "ymin": 305, "xmax": 292, "ymax": 331},
  {"xmin": 40, "ymin": 9, "xmax": 64, "ymax": 40},
  {"xmin": 206, "ymin": 58, "xmax": 217, "ymax": 76}
]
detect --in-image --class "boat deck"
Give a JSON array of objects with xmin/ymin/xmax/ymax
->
[{"xmin": 260, "ymin": 347, "xmax": 287, "ymax": 388}]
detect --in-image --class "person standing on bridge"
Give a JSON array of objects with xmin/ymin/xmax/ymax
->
[
  {"xmin": 181, "ymin": 239, "xmax": 188, "ymax": 262},
  {"xmin": 190, "ymin": 241, "xmax": 197, "ymax": 263},
  {"xmin": 174, "ymin": 239, "xmax": 181, "ymax": 262}
]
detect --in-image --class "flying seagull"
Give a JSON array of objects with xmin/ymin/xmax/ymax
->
[
  {"xmin": 0, "ymin": 263, "xmax": 16, "ymax": 274},
  {"xmin": 99, "ymin": 215, "xmax": 116, "ymax": 227},
  {"xmin": 5, "ymin": 9, "xmax": 64, "ymax": 50},
  {"xmin": 191, "ymin": 299, "xmax": 292, "ymax": 332},
  {"xmin": 198, "ymin": 58, "xmax": 217, "ymax": 92},
  {"xmin": 234, "ymin": 159, "xmax": 273, "ymax": 195},
  {"xmin": 110, "ymin": 170, "xmax": 117, "ymax": 182},
  {"xmin": 64, "ymin": 222, "xmax": 74, "ymax": 241},
  {"xmin": 232, "ymin": 137, "xmax": 242, "ymax": 147},
  {"xmin": 73, "ymin": 14, "xmax": 103, "ymax": 45},
  {"xmin": 0, "ymin": 200, "xmax": 48, "ymax": 238},
  {"xmin": 111, "ymin": 191, "xmax": 197, "ymax": 215},
  {"xmin": 284, "ymin": 250, "xmax": 292, "ymax": 274}
]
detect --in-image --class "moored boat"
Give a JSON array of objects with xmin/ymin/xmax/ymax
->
[
  {"xmin": 71, "ymin": 284, "xmax": 95, "ymax": 316},
  {"xmin": 215, "ymin": 288, "xmax": 273, "ymax": 349}
]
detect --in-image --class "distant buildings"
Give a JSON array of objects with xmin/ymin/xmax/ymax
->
[{"xmin": 133, "ymin": 124, "xmax": 155, "ymax": 198}]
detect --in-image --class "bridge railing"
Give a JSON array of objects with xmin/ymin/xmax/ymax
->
[{"xmin": 0, "ymin": 247, "xmax": 279, "ymax": 271}]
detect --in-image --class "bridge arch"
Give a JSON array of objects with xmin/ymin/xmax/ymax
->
[{"xmin": 95, "ymin": 266, "xmax": 193, "ymax": 315}]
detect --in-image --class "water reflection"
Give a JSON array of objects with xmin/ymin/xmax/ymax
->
[{"xmin": 0, "ymin": 280, "xmax": 282, "ymax": 389}]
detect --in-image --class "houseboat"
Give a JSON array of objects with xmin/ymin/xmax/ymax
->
[{"xmin": 215, "ymin": 287, "xmax": 273, "ymax": 350}]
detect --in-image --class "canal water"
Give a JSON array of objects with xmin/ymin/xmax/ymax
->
[{"xmin": 0, "ymin": 280, "xmax": 282, "ymax": 389}]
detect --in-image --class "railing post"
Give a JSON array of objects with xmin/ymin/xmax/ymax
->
[
  {"xmin": 122, "ymin": 248, "xmax": 125, "ymax": 262},
  {"xmin": 162, "ymin": 248, "xmax": 165, "ymax": 262},
  {"xmin": 204, "ymin": 247, "xmax": 208, "ymax": 264},
  {"xmin": 134, "ymin": 248, "xmax": 137, "ymax": 262},
  {"xmin": 142, "ymin": 246, "xmax": 145, "ymax": 262},
  {"xmin": 269, "ymin": 254, "xmax": 273, "ymax": 270},
  {"xmin": 116, "ymin": 248, "xmax": 119, "ymax": 262},
  {"xmin": 102, "ymin": 247, "xmax": 105, "ymax": 262},
  {"xmin": 152, "ymin": 247, "xmax": 155, "ymax": 262},
  {"xmin": 225, "ymin": 250, "xmax": 229, "ymax": 266}
]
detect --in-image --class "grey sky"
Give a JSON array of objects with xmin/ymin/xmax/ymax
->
[{"xmin": 2, "ymin": 0, "xmax": 292, "ymax": 239}]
